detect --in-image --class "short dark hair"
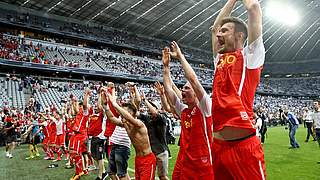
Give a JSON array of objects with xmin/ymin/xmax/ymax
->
[
  {"xmin": 122, "ymin": 102, "xmax": 137, "ymax": 115},
  {"xmin": 220, "ymin": 17, "xmax": 248, "ymax": 42}
]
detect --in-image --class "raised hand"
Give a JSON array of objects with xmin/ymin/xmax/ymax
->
[
  {"xmin": 106, "ymin": 92, "xmax": 116, "ymax": 103},
  {"xmin": 162, "ymin": 47, "xmax": 171, "ymax": 67},
  {"xmin": 169, "ymin": 41, "xmax": 183, "ymax": 60},
  {"xmin": 140, "ymin": 90, "xmax": 145, "ymax": 101},
  {"xmin": 84, "ymin": 87, "xmax": 91, "ymax": 96},
  {"xmin": 154, "ymin": 81, "xmax": 164, "ymax": 95}
]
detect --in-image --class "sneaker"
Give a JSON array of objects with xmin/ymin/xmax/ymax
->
[
  {"xmin": 8, "ymin": 154, "xmax": 13, "ymax": 158},
  {"xmin": 5, "ymin": 152, "xmax": 10, "ymax": 158},
  {"xmin": 44, "ymin": 156, "xmax": 51, "ymax": 160},
  {"xmin": 47, "ymin": 164, "xmax": 59, "ymax": 168},
  {"xmin": 88, "ymin": 165, "xmax": 97, "ymax": 171},
  {"xmin": 64, "ymin": 154, "xmax": 69, "ymax": 161},
  {"xmin": 65, "ymin": 164, "xmax": 74, "ymax": 169},
  {"xmin": 102, "ymin": 172, "xmax": 108, "ymax": 180},
  {"xmin": 83, "ymin": 169, "xmax": 89, "ymax": 175},
  {"xmin": 53, "ymin": 156, "xmax": 62, "ymax": 162},
  {"xmin": 70, "ymin": 174, "xmax": 81, "ymax": 180},
  {"xmin": 35, "ymin": 153, "xmax": 40, "ymax": 157},
  {"xmin": 26, "ymin": 156, "xmax": 35, "ymax": 160}
]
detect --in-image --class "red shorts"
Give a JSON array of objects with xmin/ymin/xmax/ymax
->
[
  {"xmin": 135, "ymin": 152, "xmax": 156, "ymax": 180},
  {"xmin": 42, "ymin": 137, "xmax": 49, "ymax": 145},
  {"xmin": 172, "ymin": 151, "xmax": 213, "ymax": 180},
  {"xmin": 212, "ymin": 135, "xmax": 266, "ymax": 180},
  {"xmin": 48, "ymin": 135, "xmax": 57, "ymax": 145},
  {"xmin": 69, "ymin": 133, "xmax": 87, "ymax": 154},
  {"xmin": 56, "ymin": 134, "xmax": 65, "ymax": 146}
]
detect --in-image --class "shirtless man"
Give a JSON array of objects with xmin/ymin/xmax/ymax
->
[{"xmin": 102, "ymin": 89, "xmax": 156, "ymax": 180}]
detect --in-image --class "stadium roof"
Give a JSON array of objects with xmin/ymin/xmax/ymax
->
[{"xmin": 2, "ymin": 0, "xmax": 320, "ymax": 62}]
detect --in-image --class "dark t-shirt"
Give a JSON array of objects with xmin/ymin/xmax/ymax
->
[{"xmin": 139, "ymin": 113, "xmax": 168, "ymax": 155}]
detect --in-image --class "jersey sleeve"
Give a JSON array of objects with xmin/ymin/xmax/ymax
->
[
  {"xmin": 244, "ymin": 35, "xmax": 265, "ymax": 69},
  {"xmin": 198, "ymin": 93, "xmax": 212, "ymax": 117},
  {"xmin": 175, "ymin": 99, "xmax": 187, "ymax": 118}
]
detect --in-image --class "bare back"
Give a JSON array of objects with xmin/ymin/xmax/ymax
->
[{"xmin": 123, "ymin": 118, "xmax": 152, "ymax": 156}]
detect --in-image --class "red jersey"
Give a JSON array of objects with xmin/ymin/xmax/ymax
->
[
  {"xmin": 212, "ymin": 36, "xmax": 265, "ymax": 133},
  {"xmin": 175, "ymin": 94, "xmax": 213, "ymax": 169},
  {"xmin": 88, "ymin": 111, "xmax": 104, "ymax": 137},
  {"xmin": 48, "ymin": 120, "xmax": 57, "ymax": 137},
  {"xmin": 104, "ymin": 100, "xmax": 118, "ymax": 137},
  {"xmin": 66, "ymin": 118, "xmax": 74, "ymax": 134},
  {"xmin": 73, "ymin": 108, "xmax": 91, "ymax": 135},
  {"xmin": 42, "ymin": 121, "xmax": 50, "ymax": 138}
]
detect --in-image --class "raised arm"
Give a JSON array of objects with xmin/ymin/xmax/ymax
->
[
  {"xmin": 172, "ymin": 81, "xmax": 182, "ymax": 100},
  {"xmin": 106, "ymin": 93, "xmax": 143, "ymax": 128},
  {"xmin": 162, "ymin": 47, "xmax": 180, "ymax": 106},
  {"xmin": 170, "ymin": 41, "xmax": 206, "ymax": 101},
  {"xmin": 154, "ymin": 81, "xmax": 172, "ymax": 113},
  {"xmin": 141, "ymin": 91, "xmax": 158, "ymax": 117},
  {"xmin": 211, "ymin": 0, "xmax": 237, "ymax": 55},
  {"xmin": 133, "ymin": 84, "xmax": 141, "ymax": 107},
  {"xmin": 100, "ymin": 89, "xmax": 123, "ymax": 127},
  {"xmin": 83, "ymin": 88, "xmax": 91, "ymax": 111},
  {"xmin": 243, "ymin": 0, "xmax": 262, "ymax": 44},
  {"xmin": 104, "ymin": 104, "xmax": 124, "ymax": 127}
]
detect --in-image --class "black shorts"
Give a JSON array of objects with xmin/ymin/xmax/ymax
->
[
  {"xmin": 5, "ymin": 134, "xmax": 16, "ymax": 144},
  {"xmin": 91, "ymin": 137, "xmax": 105, "ymax": 160}
]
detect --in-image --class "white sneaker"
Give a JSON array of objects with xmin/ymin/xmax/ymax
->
[
  {"xmin": 6, "ymin": 152, "xmax": 10, "ymax": 158},
  {"xmin": 8, "ymin": 154, "xmax": 13, "ymax": 158}
]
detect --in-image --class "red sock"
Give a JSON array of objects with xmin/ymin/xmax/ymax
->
[
  {"xmin": 48, "ymin": 147, "xmax": 54, "ymax": 158},
  {"xmin": 74, "ymin": 154, "xmax": 83, "ymax": 175},
  {"xmin": 69, "ymin": 153, "xmax": 75, "ymax": 165},
  {"xmin": 56, "ymin": 147, "xmax": 62, "ymax": 160},
  {"xmin": 62, "ymin": 146, "xmax": 68, "ymax": 155},
  {"xmin": 43, "ymin": 145, "xmax": 48, "ymax": 156}
]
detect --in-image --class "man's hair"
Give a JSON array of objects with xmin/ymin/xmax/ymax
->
[
  {"xmin": 221, "ymin": 17, "xmax": 248, "ymax": 43},
  {"xmin": 122, "ymin": 102, "xmax": 137, "ymax": 115}
]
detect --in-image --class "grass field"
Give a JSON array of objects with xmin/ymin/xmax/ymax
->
[{"xmin": 1, "ymin": 126, "xmax": 320, "ymax": 180}]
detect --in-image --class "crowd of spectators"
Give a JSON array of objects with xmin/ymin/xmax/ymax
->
[
  {"xmin": 2, "ymin": 9, "xmax": 212, "ymax": 63},
  {"xmin": 258, "ymin": 77, "xmax": 320, "ymax": 96},
  {"xmin": 254, "ymin": 94, "xmax": 314, "ymax": 126},
  {"xmin": 0, "ymin": 34, "xmax": 213, "ymax": 83}
]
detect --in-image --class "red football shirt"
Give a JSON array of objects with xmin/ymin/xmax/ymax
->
[
  {"xmin": 48, "ymin": 120, "xmax": 57, "ymax": 137},
  {"xmin": 175, "ymin": 94, "xmax": 213, "ymax": 169},
  {"xmin": 88, "ymin": 111, "xmax": 104, "ymax": 137},
  {"xmin": 73, "ymin": 108, "xmax": 91, "ymax": 135},
  {"xmin": 104, "ymin": 100, "xmax": 118, "ymax": 137},
  {"xmin": 212, "ymin": 36, "xmax": 265, "ymax": 133}
]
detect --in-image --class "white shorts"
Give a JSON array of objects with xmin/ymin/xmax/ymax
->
[{"xmin": 156, "ymin": 150, "xmax": 168, "ymax": 177}]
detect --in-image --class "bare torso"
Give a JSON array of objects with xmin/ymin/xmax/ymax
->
[
  {"xmin": 214, "ymin": 126, "xmax": 253, "ymax": 141},
  {"xmin": 123, "ymin": 119, "xmax": 152, "ymax": 156}
]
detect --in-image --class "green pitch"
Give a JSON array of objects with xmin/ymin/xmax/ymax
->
[{"xmin": 1, "ymin": 126, "xmax": 319, "ymax": 180}]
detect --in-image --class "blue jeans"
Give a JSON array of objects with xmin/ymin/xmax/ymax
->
[
  {"xmin": 107, "ymin": 144, "xmax": 130, "ymax": 177},
  {"xmin": 289, "ymin": 124, "xmax": 299, "ymax": 148},
  {"xmin": 305, "ymin": 122, "xmax": 315, "ymax": 141}
]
